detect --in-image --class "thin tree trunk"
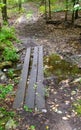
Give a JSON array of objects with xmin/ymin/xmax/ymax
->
[
  {"xmin": 48, "ymin": 0, "xmax": 51, "ymax": 19},
  {"xmin": 65, "ymin": 0, "xmax": 68, "ymax": 21},
  {"xmin": 75, "ymin": 0, "xmax": 79, "ymax": 19},
  {"xmin": 45, "ymin": 0, "xmax": 48, "ymax": 20},
  {"xmin": 18, "ymin": 0, "xmax": 22, "ymax": 10},
  {"xmin": 75, "ymin": 9, "xmax": 78, "ymax": 19},
  {"xmin": 72, "ymin": 0, "xmax": 75, "ymax": 24},
  {"xmin": 72, "ymin": 10, "xmax": 75, "ymax": 23},
  {"xmin": 2, "ymin": 0, "xmax": 7, "ymax": 22}
]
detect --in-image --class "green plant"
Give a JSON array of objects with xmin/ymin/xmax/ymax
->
[
  {"xmin": 8, "ymin": 69, "xmax": 14, "ymax": 78},
  {"xmin": 0, "ymin": 84, "xmax": 13, "ymax": 99},
  {"xmin": 0, "ymin": 3, "xmax": 5, "ymax": 9},
  {"xmin": 28, "ymin": 125, "xmax": 36, "ymax": 130},
  {"xmin": 3, "ymin": 47, "xmax": 19, "ymax": 61},
  {"xmin": 0, "ymin": 26, "xmax": 16, "ymax": 42},
  {"xmin": 0, "ymin": 107, "xmax": 16, "ymax": 130},
  {"xmin": 0, "ymin": 107, "xmax": 15, "ymax": 117},
  {"xmin": 45, "ymin": 86, "xmax": 50, "ymax": 98},
  {"xmin": 14, "ymin": 77, "xmax": 19, "ymax": 84},
  {"xmin": 73, "ymin": 99, "xmax": 81, "ymax": 115},
  {"xmin": 24, "ymin": 105, "xmax": 33, "ymax": 112},
  {"xmin": 33, "ymin": 83, "xmax": 37, "ymax": 90}
]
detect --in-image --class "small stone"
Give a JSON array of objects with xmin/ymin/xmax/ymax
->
[
  {"xmin": 65, "ymin": 100, "xmax": 70, "ymax": 105},
  {"xmin": 54, "ymin": 108, "xmax": 58, "ymax": 112},
  {"xmin": 71, "ymin": 91, "xmax": 76, "ymax": 95},
  {"xmin": 56, "ymin": 110, "xmax": 62, "ymax": 114},
  {"xmin": 0, "ymin": 113, "xmax": 4, "ymax": 118},
  {"xmin": 62, "ymin": 116, "xmax": 68, "ymax": 120},
  {"xmin": 1, "ymin": 74, "xmax": 7, "ymax": 81},
  {"xmin": 66, "ymin": 114, "xmax": 71, "ymax": 118},
  {"xmin": 54, "ymin": 91, "xmax": 57, "ymax": 94},
  {"xmin": 73, "ymin": 128, "xmax": 77, "ymax": 130},
  {"xmin": 3, "ymin": 68, "xmax": 8, "ymax": 72},
  {"xmin": 71, "ymin": 97, "xmax": 74, "ymax": 100},
  {"xmin": 55, "ymin": 98, "xmax": 57, "ymax": 102},
  {"xmin": 42, "ymin": 109, "xmax": 47, "ymax": 113}
]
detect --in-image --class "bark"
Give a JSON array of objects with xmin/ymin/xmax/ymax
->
[
  {"xmin": 75, "ymin": 9, "xmax": 78, "ymax": 19},
  {"xmin": 45, "ymin": 0, "xmax": 48, "ymax": 20},
  {"xmin": 75, "ymin": 0, "xmax": 79, "ymax": 19},
  {"xmin": 72, "ymin": 0, "xmax": 75, "ymax": 24},
  {"xmin": 65, "ymin": 0, "xmax": 68, "ymax": 21},
  {"xmin": 48, "ymin": 0, "xmax": 51, "ymax": 19},
  {"xmin": 2, "ymin": 0, "xmax": 7, "ymax": 22},
  {"xmin": 18, "ymin": 0, "xmax": 22, "ymax": 10}
]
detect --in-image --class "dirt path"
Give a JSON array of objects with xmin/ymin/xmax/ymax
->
[{"xmin": 14, "ymin": 2, "xmax": 81, "ymax": 130}]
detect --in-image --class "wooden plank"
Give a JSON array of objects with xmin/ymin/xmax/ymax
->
[
  {"xmin": 13, "ymin": 48, "xmax": 31, "ymax": 108},
  {"xmin": 36, "ymin": 46, "xmax": 45, "ymax": 109},
  {"xmin": 25, "ymin": 46, "xmax": 38, "ymax": 108}
]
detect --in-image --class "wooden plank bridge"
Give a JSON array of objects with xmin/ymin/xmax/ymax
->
[{"xmin": 13, "ymin": 46, "xmax": 45, "ymax": 110}]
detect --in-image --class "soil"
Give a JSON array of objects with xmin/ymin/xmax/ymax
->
[{"xmin": 8, "ymin": 2, "xmax": 81, "ymax": 130}]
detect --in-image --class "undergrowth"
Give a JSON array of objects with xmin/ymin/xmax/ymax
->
[
  {"xmin": 0, "ymin": 25, "xmax": 19, "ymax": 62},
  {"xmin": 0, "ymin": 25, "xmax": 19, "ymax": 129},
  {"xmin": 73, "ymin": 99, "xmax": 81, "ymax": 115}
]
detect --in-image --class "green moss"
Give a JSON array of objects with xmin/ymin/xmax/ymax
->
[{"xmin": 44, "ymin": 54, "xmax": 81, "ymax": 81}]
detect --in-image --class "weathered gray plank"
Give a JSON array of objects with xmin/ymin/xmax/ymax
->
[
  {"xmin": 36, "ymin": 46, "xmax": 45, "ymax": 109},
  {"xmin": 13, "ymin": 48, "xmax": 31, "ymax": 108},
  {"xmin": 25, "ymin": 46, "xmax": 38, "ymax": 108}
]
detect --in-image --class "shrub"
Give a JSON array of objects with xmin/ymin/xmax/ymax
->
[
  {"xmin": 3, "ymin": 47, "xmax": 19, "ymax": 62},
  {"xmin": 0, "ymin": 26, "xmax": 16, "ymax": 43},
  {"xmin": 0, "ymin": 84, "xmax": 13, "ymax": 99}
]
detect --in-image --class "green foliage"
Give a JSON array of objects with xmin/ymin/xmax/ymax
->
[
  {"xmin": 5, "ymin": 118, "xmax": 16, "ymax": 130},
  {"xmin": 73, "ymin": 99, "xmax": 81, "ymax": 115},
  {"xmin": 24, "ymin": 105, "xmax": 33, "ymax": 112},
  {"xmin": 3, "ymin": 47, "xmax": 19, "ymax": 61},
  {"xmin": 39, "ymin": 0, "xmax": 81, "ymax": 13},
  {"xmin": 0, "ymin": 3, "xmax": 5, "ymax": 8},
  {"xmin": 0, "ymin": 84, "xmax": 13, "ymax": 99},
  {"xmin": 45, "ymin": 86, "xmax": 50, "ymax": 98},
  {"xmin": 26, "ymin": 11, "xmax": 33, "ymax": 19},
  {"xmin": 0, "ymin": 107, "xmax": 15, "ymax": 117},
  {"xmin": 14, "ymin": 77, "xmax": 19, "ymax": 84},
  {"xmin": 0, "ymin": 25, "xmax": 19, "ymax": 63},
  {"xmin": 0, "ymin": 107, "xmax": 16, "ymax": 130},
  {"xmin": 0, "ymin": 26, "xmax": 16, "ymax": 43},
  {"xmin": 7, "ymin": 0, "xmax": 19, "ymax": 6},
  {"xmin": 8, "ymin": 69, "xmax": 14, "ymax": 78},
  {"xmin": 39, "ymin": 5, "xmax": 45, "ymax": 13},
  {"xmin": 29, "ymin": 125, "xmax": 36, "ymax": 130}
]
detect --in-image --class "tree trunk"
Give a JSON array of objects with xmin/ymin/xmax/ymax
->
[
  {"xmin": 75, "ymin": 0, "xmax": 79, "ymax": 19},
  {"xmin": 45, "ymin": 0, "xmax": 48, "ymax": 20},
  {"xmin": 65, "ymin": 0, "xmax": 68, "ymax": 21},
  {"xmin": 2, "ymin": 0, "xmax": 7, "ymax": 22},
  {"xmin": 72, "ymin": 10, "xmax": 75, "ymax": 23},
  {"xmin": 48, "ymin": 0, "xmax": 51, "ymax": 19},
  {"xmin": 75, "ymin": 9, "xmax": 78, "ymax": 19},
  {"xmin": 18, "ymin": 0, "xmax": 22, "ymax": 10},
  {"xmin": 72, "ymin": 0, "xmax": 75, "ymax": 24},
  {"xmin": 0, "ymin": 22, "xmax": 2, "ymax": 31}
]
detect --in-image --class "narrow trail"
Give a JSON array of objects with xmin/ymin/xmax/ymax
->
[
  {"xmin": 14, "ymin": 2, "xmax": 81, "ymax": 130},
  {"xmin": 14, "ymin": 2, "xmax": 40, "ymax": 48},
  {"xmin": 14, "ymin": 2, "xmax": 81, "ymax": 55}
]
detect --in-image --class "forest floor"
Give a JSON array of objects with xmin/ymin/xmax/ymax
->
[{"xmin": 8, "ymin": 2, "xmax": 81, "ymax": 130}]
